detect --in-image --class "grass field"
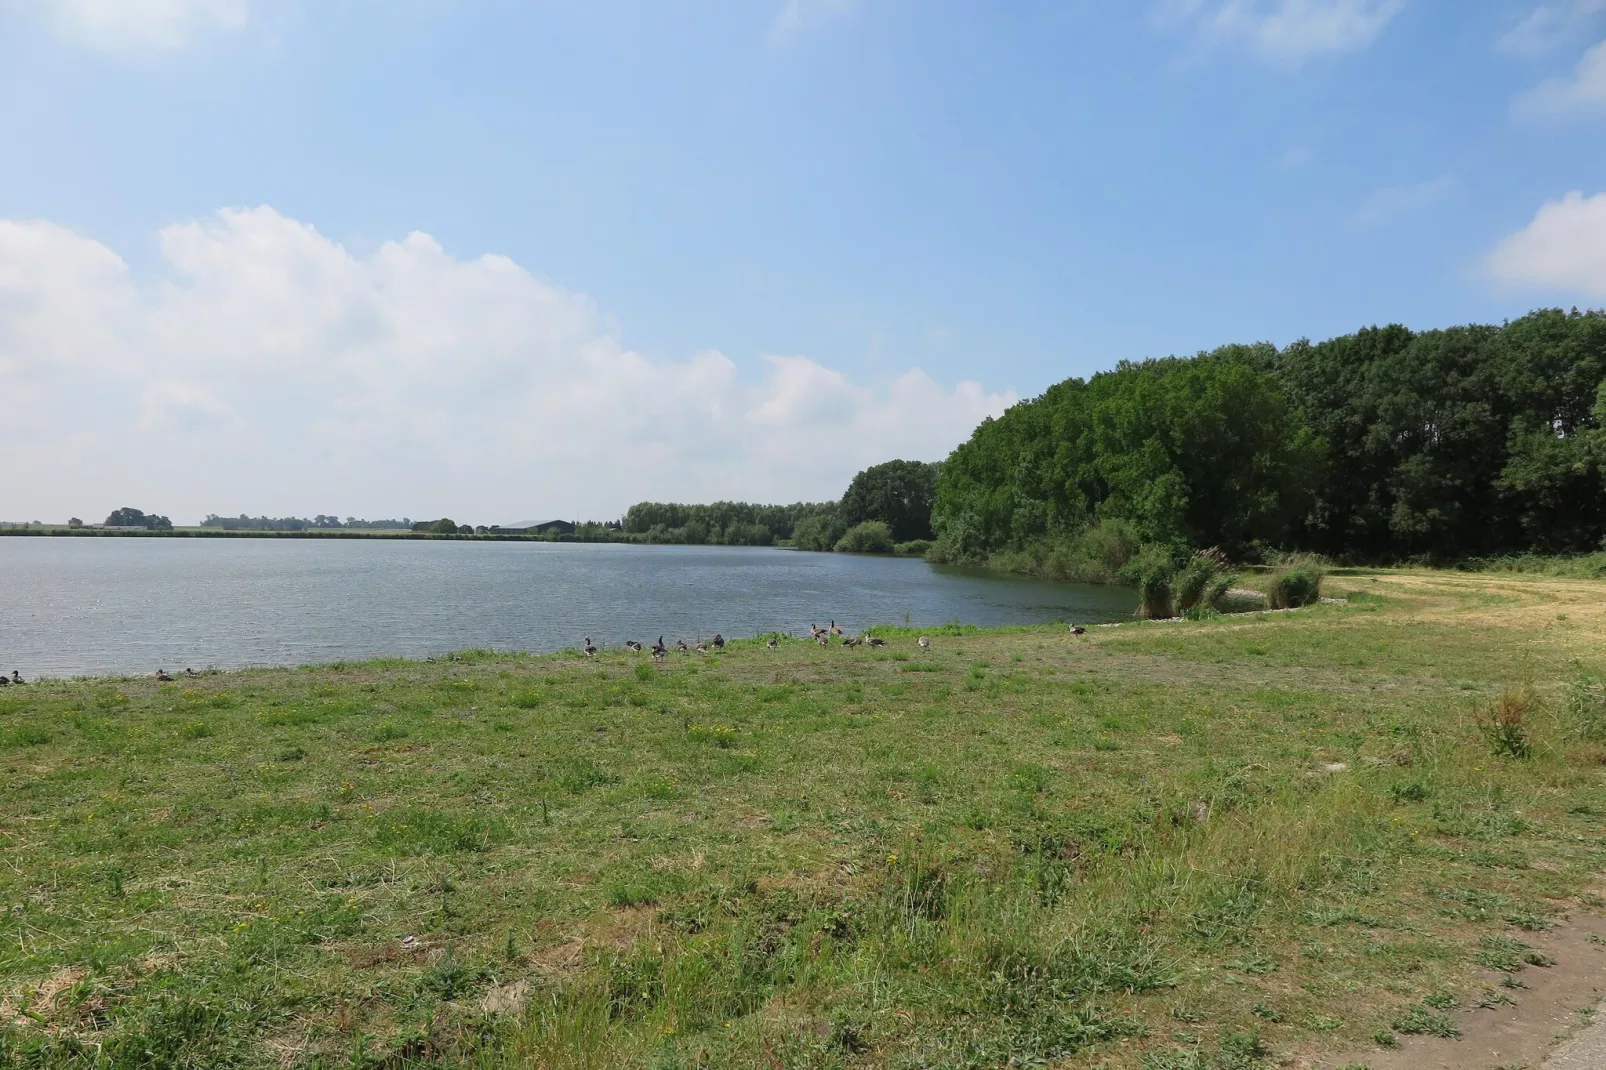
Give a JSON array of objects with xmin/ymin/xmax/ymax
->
[{"xmin": 1, "ymin": 570, "xmax": 1604, "ymax": 1068}]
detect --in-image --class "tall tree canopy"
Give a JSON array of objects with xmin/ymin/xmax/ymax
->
[
  {"xmin": 839, "ymin": 460, "xmax": 942, "ymax": 542},
  {"xmin": 933, "ymin": 308, "xmax": 1606, "ymax": 563},
  {"xmin": 933, "ymin": 349, "xmax": 1320, "ymax": 559}
]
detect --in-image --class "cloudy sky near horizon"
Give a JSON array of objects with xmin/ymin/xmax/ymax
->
[{"xmin": 2, "ymin": 1, "xmax": 1604, "ymax": 526}]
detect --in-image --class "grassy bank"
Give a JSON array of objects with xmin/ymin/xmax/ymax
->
[{"xmin": 2, "ymin": 572, "xmax": 1605, "ymax": 1068}]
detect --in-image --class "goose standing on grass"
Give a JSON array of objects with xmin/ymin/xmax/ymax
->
[
  {"xmin": 842, "ymin": 635, "xmax": 860, "ymax": 648},
  {"xmin": 829, "ymin": 620, "xmax": 843, "ymax": 637},
  {"xmin": 866, "ymin": 630, "xmax": 885, "ymax": 648},
  {"xmin": 1069, "ymin": 624, "xmax": 1086, "ymax": 635},
  {"xmin": 695, "ymin": 641, "xmax": 709, "ymax": 654},
  {"xmin": 816, "ymin": 633, "xmax": 830, "ymax": 648},
  {"xmin": 650, "ymin": 636, "xmax": 667, "ymax": 656},
  {"xmin": 918, "ymin": 636, "xmax": 930, "ymax": 650},
  {"xmin": 712, "ymin": 633, "xmax": 725, "ymax": 651},
  {"xmin": 766, "ymin": 635, "xmax": 778, "ymax": 650},
  {"xmin": 810, "ymin": 624, "xmax": 825, "ymax": 640},
  {"xmin": 652, "ymin": 645, "xmax": 666, "ymax": 662},
  {"xmin": 676, "ymin": 638, "xmax": 689, "ymax": 654},
  {"xmin": 155, "ymin": 669, "xmax": 173, "ymax": 682},
  {"xmin": 581, "ymin": 638, "xmax": 598, "ymax": 658},
  {"xmin": 625, "ymin": 640, "xmax": 643, "ymax": 653},
  {"xmin": 0, "ymin": 675, "xmax": 8, "ymax": 687},
  {"xmin": 7, "ymin": 670, "xmax": 17, "ymax": 684}
]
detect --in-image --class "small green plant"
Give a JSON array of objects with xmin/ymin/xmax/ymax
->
[
  {"xmin": 1479, "ymin": 687, "xmax": 1535, "ymax": 759},
  {"xmin": 1391, "ymin": 1005, "xmax": 1458, "ymax": 1037}
]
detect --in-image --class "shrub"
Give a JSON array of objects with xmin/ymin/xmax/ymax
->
[
  {"xmin": 896, "ymin": 539, "xmax": 934, "ymax": 557},
  {"xmin": 1175, "ymin": 550, "xmax": 1237, "ymax": 614},
  {"xmin": 1265, "ymin": 557, "xmax": 1326, "ymax": 609},
  {"xmin": 835, "ymin": 521, "xmax": 895, "ymax": 554},
  {"xmin": 1480, "ymin": 686, "xmax": 1536, "ymax": 759},
  {"xmin": 792, "ymin": 513, "xmax": 848, "ymax": 552},
  {"xmin": 1127, "ymin": 544, "xmax": 1181, "ymax": 619}
]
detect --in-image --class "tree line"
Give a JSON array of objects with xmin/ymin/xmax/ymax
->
[
  {"xmin": 931, "ymin": 307, "xmax": 1606, "ymax": 571},
  {"xmin": 619, "ymin": 460, "xmax": 942, "ymax": 553}
]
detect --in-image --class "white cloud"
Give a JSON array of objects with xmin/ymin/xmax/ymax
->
[
  {"xmin": 0, "ymin": 207, "xmax": 1012, "ymax": 524},
  {"xmin": 14, "ymin": 0, "xmax": 250, "ymax": 52},
  {"xmin": 770, "ymin": 0, "xmax": 852, "ymax": 40},
  {"xmin": 1484, "ymin": 191, "xmax": 1606, "ymax": 298},
  {"xmin": 1512, "ymin": 37, "xmax": 1606, "ymax": 114},
  {"xmin": 1158, "ymin": 0, "xmax": 1404, "ymax": 64},
  {"xmin": 1498, "ymin": 1, "xmax": 1606, "ymax": 56},
  {"xmin": 1352, "ymin": 175, "xmax": 1452, "ymax": 224}
]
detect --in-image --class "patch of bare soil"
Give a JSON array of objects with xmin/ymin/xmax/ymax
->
[{"xmin": 1307, "ymin": 903, "xmax": 1606, "ymax": 1070}]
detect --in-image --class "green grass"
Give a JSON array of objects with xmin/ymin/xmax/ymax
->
[{"xmin": 1, "ymin": 571, "xmax": 1604, "ymax": 1068}]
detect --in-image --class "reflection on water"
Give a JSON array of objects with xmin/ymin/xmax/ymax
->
[{"xmin": 0, "ymin": 538, "xmax": 1135, "ymax": 678}]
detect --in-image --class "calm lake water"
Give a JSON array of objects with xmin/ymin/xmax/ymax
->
[{"xmin": 0, "ymin": 539, "xmax": 1134, "ymax": 678}]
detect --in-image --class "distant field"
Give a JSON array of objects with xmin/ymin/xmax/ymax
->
[{"xmin": 1, "ymin": 570, "xmax": 1603, "ymax": 1068}]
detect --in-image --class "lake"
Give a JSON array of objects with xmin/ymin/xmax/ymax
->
[{"xmin": 0, "ymin": 538, "xmax": 1135, "ymax": 678}]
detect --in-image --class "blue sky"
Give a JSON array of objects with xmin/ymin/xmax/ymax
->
[{"xmin": 1, "ymin": 1, "xmax": 1604, "ymax": 523}]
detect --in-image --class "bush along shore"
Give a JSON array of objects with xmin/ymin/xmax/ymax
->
[{"xmin": 1, "ymin": 568, "xmax": 1604, "ymax": 1068}]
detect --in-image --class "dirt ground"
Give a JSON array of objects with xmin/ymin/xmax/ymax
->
[{"xmin": 1307, "ymin": 894, "xmax": 1606, "ymax": 1069}]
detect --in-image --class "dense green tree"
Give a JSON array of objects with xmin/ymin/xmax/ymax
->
[
  {"xmin": 621, "ymin": 501, "xmax": 836, "ymax": 546},
  {"xmin": 933, "ymin": 348, "xmax": 1319, "ymax": 559},
  {"xmin": 839, "ymin": 460, "xmax": 941, "ymax": 542},
  {"xmin": 791, "ymin": 513, "xmax": 848, "ymax": 552},
  {"xmin": 104, "ymin": 507, "xmax": 173, "ymax": 530}
]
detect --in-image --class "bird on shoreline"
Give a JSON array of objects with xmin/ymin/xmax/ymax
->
[
  {"xmin": 816, "ymin": 633, "xmax": 830, "ymax": 647},
  {"xmin": 652, "ymin": 645, "xmax": 666, "ymax": 662},
  {"xmin": 1069, "ymin": 624, "xmax": 1086, "ymax": 635},
  {"xmin": 625, "ymin": 640, "xmax": 643, "ymax": 652},
  {"xmin": 829, "ymin": 620, "xmax": 842, "ymax": 637},
  {"xmin": 694, "ymin": 641, "xmax": 709, "ymax": 654},
  {"xmin": 918, "ymin": 636, "xmax": 930, "ymax": 650},
  {"xmin": 866, "ymin": 630, "xmax": 885, "ymax": 648},
  {"xmin": 676, "ymin": 638, "xmax": 689, "ymax": 654},
  {"xmin": 0, "ymin": 675, "xmax": 7, "ymax": 687},
  {"xmin": 155, "ymin": 669, "xmax": 173, "ymax": 682},
  {"xmin": 712, "ymin": 633, "xmax": 725, "ymax": 650},
  {"xmin": 581, "ymin": 638, "xmax": 598, "ymax": 658},
  {"xmin": 184, "ymin": 667, "xmax": 198, "ymax": 676},
  {"xmin": 842, "ymin": 634, "xmax": 860, "ymax": 648},
  {"xmin": 9, "ymin": 671, "xmax": 21, "ymax": 684},
  {"xmin": 766, "ymin": 635, "xmax": 778, "ymax": 650}
]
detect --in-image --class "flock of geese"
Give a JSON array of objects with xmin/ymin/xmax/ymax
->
[{"xmin": 580, "ymin": 620, "xmax": 932, "ymax": 659}]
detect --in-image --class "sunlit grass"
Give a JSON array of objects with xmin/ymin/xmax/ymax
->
[{"xmin": 0, "ymin": 571, "xmax": 1602, "ymax": 1067}]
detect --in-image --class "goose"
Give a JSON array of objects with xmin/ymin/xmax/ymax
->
[
  {"xmin": 829, "ymin": 620, "xmax": 843, "ymax": 637},
  {"xmin": 155, "ymin": 669, "xmax": 173, "ymax": 682},
  {"xmin": 184, "ymin": 667, "xmax": 198, "ymax": 677},
  {"xmin": 7, "ymin": 670, "xmax": 19, "ymax": 684},
  {"xmin": 816, "ymin": 634, "xmax": 830, "ymax": 647},
  {"xmin": 841, "ymin": 635, "xmax": 860, "ymax": 648},
  {"xmin": 917, "ymin": 636, "xmax": 930, "ymax": 650},
  {"xmin": 650, "ymin": 635, "xmax": 667, "ymax": 656},
  {"xmin": 810, "ymin": 624, "xmax": 825, "ymax": 639},
  {"xmin": 581, "ymin": 638, "xmax": 598, "ymax": 658},
  {"xmin": 0, "ymin": 675, "xmax": 7, "ymax": 687},
  {"xmin": 676, "ymin": 638, "xmax": 689, "ymax": 654},
  {"xmin": 766, "ymin": 635, "xmax": 778, "ymax": 650},
  {"xmin": 651, "ymin": 646, "xmax": 666, "ymax": 662},
  {"xmin": 695, "ymin": 642, "xmax": 709, "ymax": 654},
  {"xmin": 866, "ymin": 634, "xmax": 885, "ymax": 648},
  {"xmin": 1069, "ymin": 624, "xmax": 1086, "ymax": 636},
  {"xmin": 625, "ymin": 640, "xmax": 643, "ymax": 652},
  {"xmin": 711, "ymin": 633, "xmax": 725, "ymax": 650}
]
